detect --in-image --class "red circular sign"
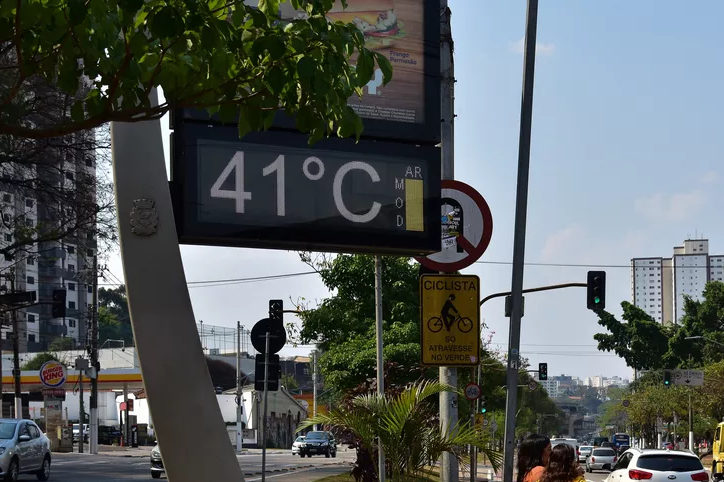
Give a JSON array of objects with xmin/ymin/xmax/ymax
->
[
  {"xmin": 416, "ymin": 180, "xmax": 493, "ymax": 272},
  {"xmin": 464, "ymin": 382, "xmax": 481, "ymax": 401}
]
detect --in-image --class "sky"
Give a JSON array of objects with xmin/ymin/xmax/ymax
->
[{"xmin": 106, "ymin": 0, "xmax": 724, "ymax": 380}]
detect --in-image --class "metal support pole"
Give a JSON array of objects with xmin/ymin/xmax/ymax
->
[
  {"xmin": 10, "ymin": 275, "xmax": 22, "ymax": 420},
  {"xmin": 79, "ymin": 370, "xmax": 84, "ymax": 453},
  {"xmin": 312, "ymin": 350, "xmax": 318, "ymax": 431},
  {"xmin": 502, "ymin": 2, "xmax": 538, "ymax": 482},
  {"xmin": 123, "ymin": 384, "xmax": 128, "ymax": 446},
  {"xmin": 688, "ymin": 391, "xmax": 693, "ymax": 450},
  {"xmin": 374, "ymin": 255, "xmax": 386, "ymax": 482},
  {"xmin": 236, "ymin": 321, "xmax": 243, "ymax": 454},
  {"xmin": 440, "ymin": 2, "xmax": 457, "ymax": 481},
  {"xmin": 90, "ymin": 255, "xmax": 99, "ymax": 454},
  {"xmin": 261, "ymin": 329, "xmax": 271, "ymax": 482},
  {"xmin": 470, "ymin": 396, "xmax": 476, "ymax": 482}
]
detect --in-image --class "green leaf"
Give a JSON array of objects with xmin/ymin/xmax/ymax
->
[
  {"xmin": 296, "ymin": 56, "xmax": 316, "ymax": 87},
  {"xmin": 200, "ymin": 26, "xmax": 218, "ymax": 51},
  {"xmin": 296, "ymin": 106, "xmax": 314, "ymax": 133},
  {"xmin": 70, "ymin": 101, "xmax": 85, "ymax": 122},
  {"xmin": 257, "ymin": 0, "xmax": 279, "ymax": 16},
  {"xmin": 355, "ymin": 49, "xmax": 374, "ymax": 87},
  {"xmin": 265, "ymin": 35, "xmax": 287, "ymax": 60},
  {"xmin": 67, "ymin": 0, "xmax": 87, "ymax": 26},
  {"xmin": 237, "ymin": 110, "xmax": 252, "ymax": 139},
  {"xmin": 373, "ymin": 52, "xmax": 393, "ymax": 85},
  {"xmin": 118, "ymin": 0, "xmax": 143, "ymax": 14},
  {"xmin": 150, "ymin": 6, "xmax": 178, "ymax": 38},
  {"xmin": 218, "ymin": 104, "xmax": 238, "ymax": 124},
  {"xmin": 266, "ymin": 67, "xmax": 286, "ymax": 95}
]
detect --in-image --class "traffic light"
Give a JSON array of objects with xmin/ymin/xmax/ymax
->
[
  {"xmin": 539, "ymin": 363, "xmax": 548, "ymax": 381},
  {"xmin": 254, "ymin": 354, "xmax": 281, "ymax": 391},
  {"xmin": 269, "ymin": 299, "xmax": 283, "ymax": 323},
  {"xmin": 587, "ymin": 271, "xmax": 606, "ymax": 311},
  {"xmin": 480, "ymin": 397, "xmax": 487, "ymax": 414},
  {"xmin": 663, "ymin": 370, "xmax": 672, "ymax": 387},
  {"xmin": 51, "ymin": 289, "xmax": 66, "ymax": 318}
]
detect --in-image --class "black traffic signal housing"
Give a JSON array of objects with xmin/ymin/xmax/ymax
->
[
  {"xmin": 51, "ymin": 289, "xmax": 66, "ymax": 318},
  {"xmin": 663, "ymin": 369, "xmax": 672, "ymax": 387},
  {"xmin": 539, "ymin": 362, "xmax": 548, "ymax": 381},
  {"xmin": 255, "ymin": 354, "xmax": 281, "ymax": 391},
  {"xmin": 587, "ymin": 271, "xmax": 606, "ymax": 311},
  {"xmin": 480, "ymin": 397, "xmax": 487, "ymax": 414},
  {"xmin": 269, "ymin": 299, "xmax": 283, "ymax": 323}
]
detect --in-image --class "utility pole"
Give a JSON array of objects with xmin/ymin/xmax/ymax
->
[
  {"xmin": 374, "ymin": 255, "xmax": 385, "ymax": 482},
  {"xmin": 89, "ymin": 255, "xmax": 99, "ymax": 454},
  {"xmin": 236, "ymin": 321, "xmax": 243, "ymax": 454},
  {"xmin": 502, "ymin": 2, "xmax": 538, "ymax": 482},
  {"xmin": 260, "ymin": 327, "xmax": 271, "ymax": 482},
  {"xmin": 10, "ymin": 273, "xmax": 22, "ymax": 420},
  {"xmin": 439, "ymin": 2, "xmax": 457, "ymax": 482},
  {"xmin": 79, "ymin": 367, "xmax": 84, "ymax": 453},
  {"xmin": 312, "ymin": 350, "xmax": 318, "ymax": 431}
]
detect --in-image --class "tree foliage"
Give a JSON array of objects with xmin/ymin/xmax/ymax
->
[
  {"xmin": 98, "ymin": 285, "xmax": 133, "ymax": 346},
  {"xmin": 206, "ymin": 356, "xmax": 239, "ymax": 390},
  {"xmin": 300, "ymin": 380, "xmax": 502, "ymax": 482},
  {"xmin": 1, "ymin": 0, "xmax": 392, "ymax": 143},
  {"xmin": 21, "ymin": 352, "xmax": 61, "ymax": 370},
  {"xmin": 594, "ymin": 281, "xmax": 724, "ymax": 370}
]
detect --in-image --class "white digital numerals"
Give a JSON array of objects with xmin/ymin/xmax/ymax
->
[{"xmin": 210, "ymin": 152, "xmax": 382, "ymax": 224}]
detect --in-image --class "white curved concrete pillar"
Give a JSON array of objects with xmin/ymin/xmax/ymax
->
[{"xmin": 111, "ymin": 93, "xmax": 244, "ymax": 481}]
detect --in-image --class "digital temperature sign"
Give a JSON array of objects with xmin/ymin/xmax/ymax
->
[{"xmin": 170, "ymin": 123, "xmax": 441, "ymax": 254}]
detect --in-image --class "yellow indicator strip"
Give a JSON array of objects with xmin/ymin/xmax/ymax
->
[{"xmin": 405, "ymin": 179, "xmax": 424, "ymax": 232}]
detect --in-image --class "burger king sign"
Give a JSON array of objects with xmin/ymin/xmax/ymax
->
[{"xmin": 39, "ymin": 361, "xmax": 67, "ymax": 388}]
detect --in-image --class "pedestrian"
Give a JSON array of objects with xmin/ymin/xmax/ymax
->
[
  {"xmin": 540, "ymin": 444, "xmax": 585, "ymax": 482},
  {"xmin": 516, "ymin": 434, "xmax": 552, "ymax": 482}
]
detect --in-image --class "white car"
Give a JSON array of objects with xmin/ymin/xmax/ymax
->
[
  {"xmin": 587, "ymin": 447, "xmax": 618, "ymax": 472},
  {"xmin": 604, "ymin": 448, "xmax": 708, "ymax": 482},
  {"xmin": 579, "ymin": 445, "xmax": 593, "ymax": 463},
  {"xmin": 291, "ymin": 436, "xmax": 305, "ymax": 455}
]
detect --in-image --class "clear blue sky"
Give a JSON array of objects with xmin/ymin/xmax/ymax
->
[
  {"xmin": 109, "ymin": 1, "xmax": 724, "ymax": 380},
  {"xmin": 454, "ymin": 0, "xmax": 724, "ymax": 379}
]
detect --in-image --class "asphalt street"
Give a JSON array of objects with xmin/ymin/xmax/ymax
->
[
  {"xmin": 584, "ymin": 470, "xmax": 611, "ymax": 482},
  {"xmin": 43, "ymin": 450, "xmax": 355, "ymax": 481}
]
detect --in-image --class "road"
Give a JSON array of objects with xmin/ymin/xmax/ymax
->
[
  {"xmin": 44, "ymin": 450, "xmax": 354, "ymax": 481},
  {"xmin": 584, "ymin": 470, "xmax": 611, "ymax": 482}
]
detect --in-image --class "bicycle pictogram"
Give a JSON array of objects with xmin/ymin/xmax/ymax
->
[{"xmin": 427, "ymin": 294, "xmax": 473, "ymax": 333}]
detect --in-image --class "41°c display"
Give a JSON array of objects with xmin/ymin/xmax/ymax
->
[{"xmin": 170, "ymin": 124, "xmax": 441, "ymax": 255}]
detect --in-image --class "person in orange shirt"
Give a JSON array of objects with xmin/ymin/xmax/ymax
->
[
  {"xmin": 540, "ymin": 444, "xmax": 585, "ymax": 482},
  {"xmin": 516, "ymin": 434, "xmax": 552, "ymax": 482}
]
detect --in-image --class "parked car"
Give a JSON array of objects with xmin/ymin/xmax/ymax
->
[
  {"xmin": 291, "ymin": 436, "xmax": 306, "ymax": 455},
  {"xmin": 150, "ymin": 443, "xmax": 164, "ymax": 479},
  {"xmin": 72, "ymin": 423, "xmax": 89, "ymax": 443},
  {"xmin": 604, "ymin": 448, "xmax": 708, "ymax": 482},
  {"xmin": 579, "ymin": 445, "xmax": 593, "ymax": 463},
  {"xmin": 0, "ymin": 419, "xmax": 52, "ymax": 481},
  {"xmin": 587, "ymin": 447, "xmax": 618, "ymax": 472},
  {"xmin": 98, "ymin": 425, "xmax": 122, "ymax": 445},
  {"xmin": 298, "ymin": 431, "xmax": 337, "ymax": 458}
]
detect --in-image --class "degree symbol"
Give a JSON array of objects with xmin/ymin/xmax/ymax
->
[{"xmin": 303, "ymin": 157, "xmax": 325, "ymax": 181}]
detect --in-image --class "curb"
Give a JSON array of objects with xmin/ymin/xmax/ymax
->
[{"xmin": 249, "ymin": 462, "xmax": 351, "ymax": 476}]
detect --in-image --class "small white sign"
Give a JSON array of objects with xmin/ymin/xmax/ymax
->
[
  {"xmin": 490, "ymin": 420, "xmax": 498, "ymax": 432},
  {"xmin": 673, "ymin": 369, "xmax": 704, "ymax": 386}
]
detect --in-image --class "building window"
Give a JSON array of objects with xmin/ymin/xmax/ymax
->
[
  {"xmin": 5, "ymin": 333, "xmax": 11, "ymax": 340},
  {"xmin": 68, "ymin": 319, "xmax": 76, "ymax": 328},
  {"xmin": 67, "ymin": 246, "xmax": 75, "ymax": 254},
  {"xmin": 25, "ymin": 218, "xmax": 33, "ymax": 227},
  {"xmin": 27, "ymin": 314, "xmax": 35, "ymax": 323},
  {"xmin": 25, "ymin": 199, "xmax": 34, "ymax": 208},
  {"xmin": 68, "ymin": 301, "xmax": 76, "ymax": 309},
  {"xmin": 26, "ymin": 276, "xmax": 34, "ymax": 285},
  {"xmin": 4, "ymin": 234, "xmax": 11, "ymax": 242},
  {"xmin": 4, "ymin": 254, "xmax": 11, "ymax": 261},
  {"xmin": 85, "ymin": 159, "xmax": 93, "ymax": 168},
  {"xmin": 26, "ymin": 257, "xmax": 34, "ymax": 266},
  {"xmin": 1, "ymin": 194, "xmax": 10, "ymax": 203},
  {"xmin": 28, "ymin": 334, "xmax": 35, "ymax": 342},
  {"xmin": 68, "ymin": 264, "xmax": 75, "ymax": 271},
  {"xmin": 68, "ymin": 282, "xmax": 75, "ymax": 291},
  {"xmin": 87, "ymin": 286, "xmax": 92, "ymax": 294},
  {"xmin": 87, "ymin": 249, "xmax": 93, "ymax": 257},
  {"xmin": 65, "ymin": 172, "xmax": 74, "ymax": 181}
]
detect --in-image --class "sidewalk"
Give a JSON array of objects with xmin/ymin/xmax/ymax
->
[{"xmin": 82, "ymin": 445, "xmax": 154, "ymax": 457}]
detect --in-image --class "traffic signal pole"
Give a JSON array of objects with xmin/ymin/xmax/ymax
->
[{"xmin": 503, "ymin": 2, "xmax": 538, "ymax": 482}]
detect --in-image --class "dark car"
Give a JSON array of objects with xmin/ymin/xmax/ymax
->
[
  {"xmin": 98, "ymin": 425, "xmax": 122, "ymax": 445},
  {"xmin": 299, "ymin": 431, "xmax": 337, "ymax": 458}
]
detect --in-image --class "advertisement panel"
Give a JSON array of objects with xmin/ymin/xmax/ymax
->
[
  {"xmin": 39, "ymin": 361, "xmax": 67, "ymax": 389},
  {"xmin": 176, "ymin": 0, "xmax": 440, "ymax": 143}
]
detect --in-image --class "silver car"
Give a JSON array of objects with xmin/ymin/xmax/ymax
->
[
  {"xmin": 579, "ymin": 445, "xmax": 593, "ymax": 463},
  {"xmin": 292, "ymin": 436, "xmax": 305, "ymax": 455},
  {"xmin": 0, "ymin": 419, "xmax": 51, "ymax": 481},
  {"xmin": 151, "ymin": 443, "xmax": 164, "ymax": 479},
  {"xmin": 587, "ymin": 447, "xmax": 617, "ymax": 472}
]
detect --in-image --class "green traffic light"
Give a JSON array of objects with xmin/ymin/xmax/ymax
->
[
  {"xmin": 594, "ymin": 296, "xmax": 601, "ymax": 304},
  {"xmin": 481, "ymin": 408, "xmax": 487, "ymax": 413}
]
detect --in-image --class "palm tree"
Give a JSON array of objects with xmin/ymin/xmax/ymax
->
[{"xmin": 298, "ymin": 380, "xmax": 502, "ymax": 481}]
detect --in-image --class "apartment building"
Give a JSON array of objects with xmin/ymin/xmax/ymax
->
[{"xmin": 632, "ymin": 238, "xmax": 723, "ymax": 324}]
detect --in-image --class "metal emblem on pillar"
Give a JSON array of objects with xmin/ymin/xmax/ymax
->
[{"xmin": 130, "ymin": 199, "xmax": 159, "ymax": 236}]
